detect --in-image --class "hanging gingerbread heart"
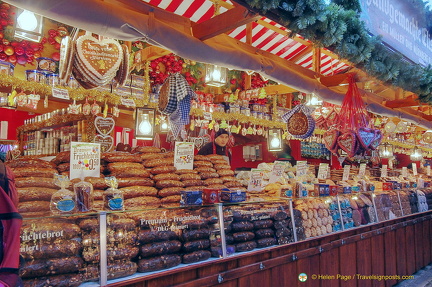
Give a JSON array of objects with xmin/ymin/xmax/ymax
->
[
  {"xmin": 369, "ymin": 130, "xmax": 382, "ymax": 150},
  {"xmin": 337, "ymin": 131, "xmax": 358, "ymax": 158},
  {"xmin": 323, "ymin": 129, "xmax": 339, "ymax": 151},
  {"xmin": 82, "ymin": 97, "xmax": 91, "ymax": 115},
  {"xmin": 91, "ymin": 100, "xmax": 101, "ymax": 115},
  {"xmin": 357, "ymin": 127, "xmax": 376, "ymax": 149}
]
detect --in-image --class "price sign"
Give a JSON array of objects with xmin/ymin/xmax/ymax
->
[
  {"xmin": 413, "ymin": 163, "xmax": 418, "ymax": 176},
  {"xmin": 381, "ymin": 165, "xmax": 388, "ymax": 178},
  {"xmin": 269, "ymin": 161, "xmax": 287, "ymax": 183},
  {"xmin": 342, "ymin": 165, "xmax": 351, "ymax": 181},
  {"xmin": 402, "ymin": 167, "xmax": 408, "ymax": 177},
  {"xmin": 427, "ymin": 165, "xmax": 431, "ymax": 176},
  {"xmin": 174, "ymin": 142, "xmax": 194, "ymax": 170},
  {"xmin": 248, "ymin": 169, "xmax": 264, "ymax": 192},
  {"xmin": 52, "ymin": 87, "xmax": 70, "ymax": 100},
  {"xmin": 317, "ymin": 163, "xmax": 329, "ymax": 180},
  {"xmin": 70, "ymin": 142, "xmax": 100, "ymax": 180},
  {"xmin": 389, "ymin": 160, "xmax": 393, "ymax": 170},
  {"xmin": 358, "ymin": 163, "xmax": 367, "ymax": 178},
  {"xmin": 296, "ymin": 161, "xmax": 308, "ymax": 177}
]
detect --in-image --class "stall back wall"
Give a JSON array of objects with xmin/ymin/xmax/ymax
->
[{"xmin": 0, "ymin": 109, "xmax": 35, "ymax": 140}]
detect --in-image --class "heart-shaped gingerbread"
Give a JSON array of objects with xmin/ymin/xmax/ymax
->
[
  {"xmin": 94, "ymin": 135, "xmax": 114, "ymax": 153},
  {"xmin": 369, "ymin": 130, "xmax": 382, "ymax": 150},
  {"xmin": 75, "ymin": 34, "xmax": 122, "ymax": 86},
  {"xmin": 337, "ymin": 132, "xmax": 358, "ymax": 158},
  {"xmin": 323, "ymin": 129, "xmax": 339, "ymax": 151},
  {"xmin": 357, "ymin": 127, "xmax": 376, "ymax": 149},
  {"xmin": 95, "ymin": 116, "xmax": 115, "ymax": 135},
  {"xmin": 116, "ymin": 142, "xmax": 131, "ymax": 152}
]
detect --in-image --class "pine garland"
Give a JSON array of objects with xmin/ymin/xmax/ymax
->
[{"xmin": 242, "ymin": 0, "xmax": 432, "ymax": 104}]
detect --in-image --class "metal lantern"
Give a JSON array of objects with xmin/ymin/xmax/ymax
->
[
  {"xmin": 410, "ymin": 146, "xmax": 423, "ymax": 161},
  {"xmin": 205, "ymin": 64, "xmax": 227, "ymax": 87},
  {"xmin": 135, "ymin": 108, "xmax": 155, "ymax": 140},
  {"xmin": 267, "ymin": 128, "xmax": 283, "ymax": 152},
  {"xmin": 379, "ymin": 143, "xmax": 394, "ymax": 158}
]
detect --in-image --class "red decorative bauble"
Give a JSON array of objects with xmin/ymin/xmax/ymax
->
[
  {"xmin": 14, "ymin": 46, "xmax": 24, "ymax": 56},
  {"xmin": 54, "ymin": 42, "xmax": 61, "ymax": 50},
  {"xmin": 17, "ymin": 55, "xmax": 26, "ymax": 65},
  {"xmin": 4, "ymin": 46, "xmax": 13, "ymax": 56},
  {"xmin": 8, "ymin": 55, "xmax": 16, "ymax": 63},
  {"xmin": 30, "ymin": 43, "xmax": 40, "ymax": 51},
  {"xmin": 0, "ymin": 19, "xmax": 7, "ymax": 26},
  {"xmin": 25, "ymin": 49, "xmax": 34, "ymax": 57},
  {"xmin": 0, "ymin": 52, "xmax": 6, "ymax": 61},
  {"xmin": 33, "ymin": 51, "xmax": 41, "ymax": 58},
  {"xmin": 2, "ymin": 39, "xmax": 9, "ymax": 46},
  {"xmin": 51, "ymin": 52, "xmax": 60, "ymax": 61}
]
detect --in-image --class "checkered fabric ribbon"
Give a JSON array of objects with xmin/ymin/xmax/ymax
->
[{"xmin": 164, "ymin": 73, "xmax": 196, "ymax": 138}]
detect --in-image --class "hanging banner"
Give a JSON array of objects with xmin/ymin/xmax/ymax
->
[
  {"xmin": 359, "ymin": 0, "xmax": 432, "ymax": 65},
  {"xmin": 174, "ymin": 142, "xmax": 194, "ymax": 170},
  {"xmin": 70, "ymin": 142, "xmax": 100, "ymax": 180}
]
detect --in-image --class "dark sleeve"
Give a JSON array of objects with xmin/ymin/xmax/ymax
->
[{"xmin": 197, "ymin": 142, "xmax": 213, "ymax": 155}]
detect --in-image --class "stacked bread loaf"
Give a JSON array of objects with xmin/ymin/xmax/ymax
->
[
  {"xmin": 399, "ymin": 190, "xmax": 413, "ymax": 215},
  {"xmin": 20, "ymin": 218, "xmax": 84, "ymax": 287},
  {"xmin": 79, "ymin": 216, "xmax": 138, "ymax": 281},
  {"xmin": 7, "ymin": 157, "xmax": 59, "ymax": 217}
]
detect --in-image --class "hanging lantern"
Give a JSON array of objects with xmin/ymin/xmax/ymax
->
[
  {"xmin": 267, "ymin": 128, "xmax": 283, "ymax": 152},
  {"xmin": 159, "ymin": 115, "xmax": 169, "ymax": 133},
  {"xmin": 410, "ymin": 146, "xmax": 423, "ymax": 161},
  {"xmin": 379, "ymin": 143, "xmax": 393, "ymax": 158},
  {"xmin": 305, "ymin": 93, "xmax": 322, "ymax": 107},
  {"xmin": 135, "ymin": 108, "xmax": 155, "ymax": 140},
  {"xmin": 14, "ymin": 9, "xmax": 44, "ymax": 42},
  {"xmin": 205, "ymin": 64, "xmax": 227, "ymax": 87}
]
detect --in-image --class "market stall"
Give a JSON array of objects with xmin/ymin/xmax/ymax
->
[{"xmin": 1, "ymin": 1, "xmax": 432, "ymax": 287}]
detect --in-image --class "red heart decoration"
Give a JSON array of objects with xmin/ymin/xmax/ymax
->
[
  {"xmin": 323, "ymin": 129, "xmax": 339, "ymax": 151},
  {"xmin": 357, "ymin": 127, "xmax": 376, "ymax": 149},
  {"xmin": 337, "ymin": 132, "xmax": 358, "ymax": 158},
  {"xmin": 369, "ymin": 130, "xmax": 382, "ymax": 150}
]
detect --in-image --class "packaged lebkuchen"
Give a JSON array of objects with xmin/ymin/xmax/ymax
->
[
  {"xmin": 103, "ymin": 176, "xmax": 124, "ymax": 211},
  {"xmin": 50, "ymin": 174, "xmax": 76, "ymax": 215}
]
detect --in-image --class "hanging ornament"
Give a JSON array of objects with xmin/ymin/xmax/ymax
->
[
  {"xmin": 82, "ymin": 98, "xmax": 91, "ymax": 115},
  {"xmin": 43, "ymin": 94, "xmax": 49, "ymax": 108},
  {"xmin": 91, "ymin": 100, "xmax": 101, "ymax": 115},
  {"xmin": 69, "ymin": 99, "xmax": 81, "ymax": 114},
  {"xmin": 8, "ymin": 90, "xmax": 17, "ymax": 107},
  {"xmin": 384, "ymin": 120, "xmax": 396, "ymax": 133},
  {"xmin": 16, "ymin": 92, "xmax": 28, "ymax": 107},
  {"xmin": 103, "ymin": 101, "xmax": 108, "ymax": 118},
  {"xmin": 112, "ymin": 105, "xmax": 120, "ymax": 117}
]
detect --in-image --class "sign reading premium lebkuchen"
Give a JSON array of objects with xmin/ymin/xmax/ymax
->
[{"xmin": 360, "ymin": 0, "xmax": 432, "ymax": 65}]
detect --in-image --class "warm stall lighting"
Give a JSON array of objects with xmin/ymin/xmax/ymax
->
[
  {"xmin": 410, "ymin": 146, "xmax": 423, "ymax": 161},
  {"xmin": 14, "ymin": 9, "xmax": 44, "ymax": 42},
  {"xmin": 135, "ymin": 108, "xmax": 155, "ymax": 140},
  {"xmin": 267, "ymin": 128, "xmax": 283, "ymax": 152},
  {"xmin": 205, "ymin": 64, "xmax": 227, "ymax": 87},
  {"xmin": 379, "ymin": 143, "xmax": 393, "ymax": 158},
  {"xmin": 306, "ymin": 93, "xmax": 322, "ymax": 107},
  {"xmin": 159, "ymin": 116, "xmax": 169, "ymax": 133}
]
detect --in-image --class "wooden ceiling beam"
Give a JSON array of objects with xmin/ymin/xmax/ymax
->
[
  {"xmin": 384, "ymin": 95, "xmax": 419, "ymax": 108},
  {"xmin": 192, "ymin": 5, "xmax": 260, "ymax": 41}
]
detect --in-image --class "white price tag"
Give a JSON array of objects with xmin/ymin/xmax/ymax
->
[
  {"xmin": 358, "ymin": 163, "xmax": 366, "ymax": 178},
  {"xmin": 427, "ymin": 165, "xmax": 431, "ymax": 176},
  {"xmin": 342, "ymin": 165, "xmax": 351, "ymax": 181},
  {"xmin": 413, "ymin": 163, "xmax": 418, "ymax": 176},
  {"xmin": 381, "ymin": 165, "xmax": 388, "ymax": 178},
  {"xmin": 52, "ymin": 87, "xmax": 70, "ymax": 100},
  {"xmin": 296, "ymin": 161, "xmax": 308, "ymax": 177},
  {"xmin": 174, "ymin": 142, "xmax": 194, "ymax": 170},
  {"xmin": 317, "ymin": 163, "xmax": 329, "ymax": 180},
  {"xmin": 248, "ymin": 169, "xmax": 264, "ymax": 192},
  {"xmin": 70, "ymin": 142, "xmax": 101, "ymax": 180},
  {"xmin": 270, "ymin": 161, "xmax": 287, "ymax": 183},
  {"xmin": 402, "ymin": 167, "xmax": 408, "ymax": 177},
  {"xmin": 389, "ymin": 159, "xmax": 393, "ymax": 169}
]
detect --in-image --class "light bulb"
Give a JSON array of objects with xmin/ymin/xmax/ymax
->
[
  {"xmin": 212, "ymin": 68, "xmax": 221, "ymax": 81},
  {"xmin": 139, "ymin": 114, "xmax": 152, "ymax": 135},
  {"xmin": 270, "ymin": 133, "xmax": 280, "ymax": 148},
  {"xmin": 161, "ymin": 122, "xmax": 168, "ymax": 130},
  {"xmin": 17, "ymin": 10, "xmax": 38, "ymax": 31}
]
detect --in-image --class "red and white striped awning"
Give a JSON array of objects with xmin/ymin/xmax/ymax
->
[{"xmin": 140, "ymin": 0, "xmax": 351, "ymax": 76}]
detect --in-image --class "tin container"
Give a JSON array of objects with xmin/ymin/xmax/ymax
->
[
  {"xmin": 202, "ymin": 188, "xmax": 220, "ymax": 204},
  {"xmin": 26, "ymin": 70, "xmax": 46, "ymax": 83},
  {"xmin": 0, "ymin": 60, "xmax": 14, "ymax": 76},
  {"xmin": 46, "ymin": 73, "xmax": 60, "ymax": 86},
  {"xmin": 329, "ymin": 185, "xmax": 338, "ymax": 196},
  {"xmin": 382, "ymin": 182, "xmax": 393, "ymax": 191},
  {"xmin": 180, "ymin": 190, "xmax": 203, "ymax": 206},
  {"xmin": 36, "ymin": 57, "xmax": 57, "ymax": 72},
  {"xmin": 220, "ymin": 190, "xmax": 246, "ymax": 203}
]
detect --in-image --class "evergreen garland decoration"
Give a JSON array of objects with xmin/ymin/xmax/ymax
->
[{"xmin": 242, "ymin": 0, "xmax": 432, "ymax": 104}]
